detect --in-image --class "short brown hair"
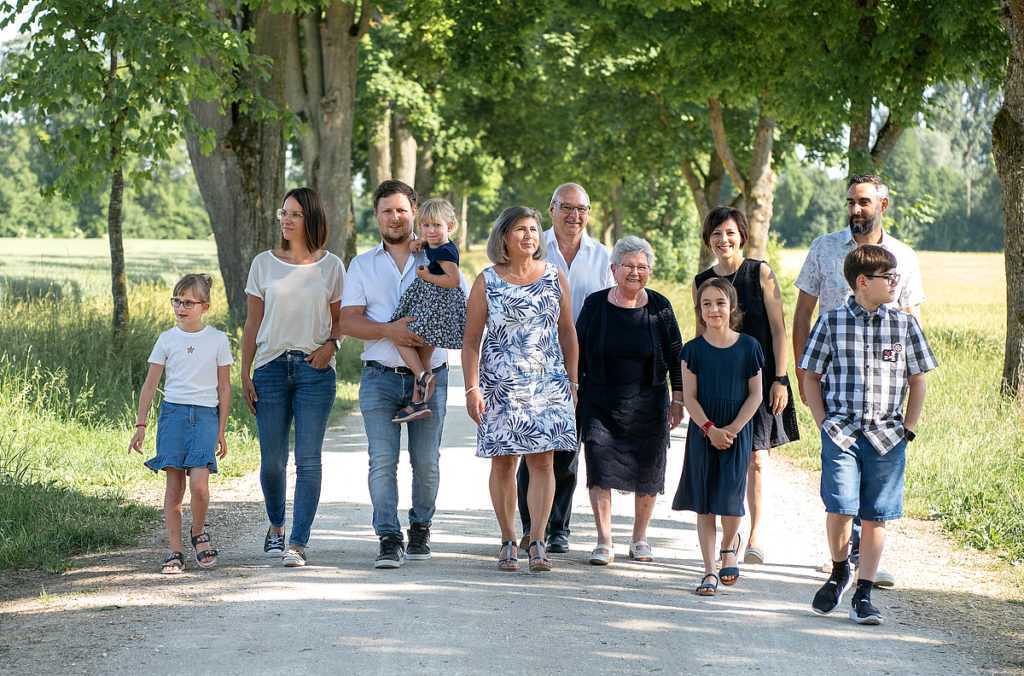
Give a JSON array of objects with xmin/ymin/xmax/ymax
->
[
  {"xmin": 280, "ymin": 187, "xmax": 328, "ymax": 252},
  {"xmin": 843, "ymin": 244, "xmax": 896, "ymax": 290},
  {"xmin": 372, "ymin": 180, "xmax": 418, "ymax": 211},
  {"xmin": 701, "ymin": 206, "xmax": 748, "ymax": 248},
  {"xmin": 487, "ymin": 206, "xmax": 546, "ymax": 264},
  {"xmin": 695, "ymin": 277, "xmax": 743, "ymax": 330},
  {"xmin": 173, "ymin": 273, "xmax": 213, "ymax": 304}
]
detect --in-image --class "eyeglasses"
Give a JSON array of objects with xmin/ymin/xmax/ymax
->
[
  {"xmin": 554, "ymin": 201, "xmax": 590, "ymax": 215},
  {"xmin": 865, "ymin": 273, "xmax": 900, "ymax": 286},
  {"xmin": 619, "ymin": 263, "xmax": 651, "ymax": 275},
  {"xmin": 275, "ymin": 209, "xmax": 304, "ymax": 221},
  {"xmin": 170, "ymin": 298, "xmax": 203, "ymax": 309}
]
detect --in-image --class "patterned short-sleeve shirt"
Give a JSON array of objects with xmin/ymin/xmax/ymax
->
[
  {"xmin": 795, "ymin": 227, "xmax": 925, "ymax": 313},
  {"xmin": 798, "ymin": 298, "xmax": 938, "ymax": 454}
]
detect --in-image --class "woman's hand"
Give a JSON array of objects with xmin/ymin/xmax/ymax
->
[
  {"xmin": 305, "ymin": 343, "xmax": 335, "ymax": 369},
  {"xmin": 242, "ymin": 374, "xmax": 258, "ymax": 415},
  {"xmin": 707, "ymin": 426, "xmax": 736, "ymax": 450},
  {"xmin": 769, "ymin": 380, "xmax": 788, "ymax": 415},
  {"xmin": 668, "ymin": 401, "xmax": 685, "ymax": 430},
  {"xmin": 466, "ymin": 388, "xmax": 486, "ymax": 426}
]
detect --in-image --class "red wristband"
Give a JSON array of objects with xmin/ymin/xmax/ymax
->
[
  {"xmin": 135, "ymin": 424, "xmax": 147, "ymax": 428},
  {"xmin": 701, "ymin": 420, "xmax": 714, "ymax": 436}
]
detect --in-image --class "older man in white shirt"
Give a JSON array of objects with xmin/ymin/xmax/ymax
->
[{"xmin": 517, "ymin": 182, "xmax": 614, "ymax": 553}]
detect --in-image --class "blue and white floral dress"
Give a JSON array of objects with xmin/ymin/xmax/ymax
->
[{"xmin": 475, "ymin": 263, "xmax": 577, "ymax": 457}]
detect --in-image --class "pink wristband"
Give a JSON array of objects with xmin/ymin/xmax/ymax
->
[{"xmin": 135, "ymin": 424, "xmax": 147, "ymax": 428}]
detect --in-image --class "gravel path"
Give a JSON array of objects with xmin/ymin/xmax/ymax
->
[{"xmin": 1, "ymin": 361, "xmax": 1022, "ymax": 674}]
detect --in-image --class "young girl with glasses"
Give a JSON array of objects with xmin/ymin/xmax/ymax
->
[{"xmin": 129, "ymin": 273, "xmax": 233, "ymax": 574}]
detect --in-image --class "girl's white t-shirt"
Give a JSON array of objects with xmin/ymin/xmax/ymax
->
[
  {"xmin": 244, "ymin": 250, "xmax": 346, "ymax": 370},
  {"xmin": 148, "ymin": 325, "xmax": 233, "ymax": 407}
]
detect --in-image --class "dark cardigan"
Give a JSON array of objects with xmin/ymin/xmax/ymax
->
[{"xmin": 575, "ymin": 287, "xmax": 684, "ymax": 391}]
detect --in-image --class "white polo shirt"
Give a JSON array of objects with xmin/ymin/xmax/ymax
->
[
  {"xmin": 543, "ymin": 229, "xmax": 614, "ymax": 321},
  {"xmin": 795, "ymin": 226, "xmax": 925, "ymax": 313},
  {"xmin": 341, "ymin": 241, "xmax": 470, "ymax": 368}
]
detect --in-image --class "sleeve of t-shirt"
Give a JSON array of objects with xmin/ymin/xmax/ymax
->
[
  {"xmin": 430, "ymin": 242, "xmax": 459, "ymax": 265},
  {"xmin": 680, "ymin": 339, "xmax": 699, "ymax": 375},
  {"xmin": 898, "ymin": 250, "xmax": 926, "ymax": 308},
  {"xmin": 798, "ymin": 316, "xmax": 832, "ymax": 373},
  {"xmin": 216, "ymin": 331, "xmax": 234, "ymax": 366},
  {"xmin": 340, "ymin": 257, "xmax": 367, "ymax": 307},
  {"xmin": 244, "ymin": 254, "xmax": 264, "ymax": 299},
  {"xmin": 329, "ymin": 255, "xmax": 346, "ymax": 304},
  {"xmin": 904, "ymin": 315, "xmax": 938, "ymax": 375},
  {"xmin": 794, "ymin": 240, "xmax": 821, "ymax": 296},
  {"xmin": 147, "ymin": 334, "xmax": 168, "ymax": 365}
]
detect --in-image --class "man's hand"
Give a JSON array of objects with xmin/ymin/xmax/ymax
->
[{"xmin": 389, "ymin": 316, "xmax": 424, "ymax": 347}]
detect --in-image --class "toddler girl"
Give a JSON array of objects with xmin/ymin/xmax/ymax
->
[
  {"xmin": 389, "ymin": 197, "xmax": 466, "ymax": 423},
  {"xmin": 129, "ymin": 273, "xmax": 233, "ymax": 574},
  {"xmin": 672, "ymin": 277, "xmax": 764, "ymax": 596}
]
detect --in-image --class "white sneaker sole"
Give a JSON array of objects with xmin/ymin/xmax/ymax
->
[
  {"xmin": 849, "ymin": 609, "xmax": 884, "ymax": 625},
  {"xmin": 405, "ymin": 552, "xmax": 431, "ymax": 560},
  {"xmin": 374, "ymin": 558, "xmax": 404, "ymax": 569}
]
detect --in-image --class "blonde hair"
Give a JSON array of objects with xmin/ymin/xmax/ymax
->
[
  {"xmin": 417, "ymin": 198, "xmax": 458, "ymax": 234},
  {"xmin": 173, "ymin": 273, "xmax": 213, "ymax": 303}
]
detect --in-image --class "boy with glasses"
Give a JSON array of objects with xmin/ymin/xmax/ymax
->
[{"xmin": 799, "ymin": 245, "xmax": 937, "ymax": 625}]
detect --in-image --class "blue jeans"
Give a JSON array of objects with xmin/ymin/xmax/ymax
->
[
  {"xmin": 253, "ymin": 351, "xmax": 336, "ymax": 548},
  {"xmin": 820, "ymin": 430, "xmax": 906, "ymax": 522},
  {"xmin": 359, "ymin": 363, "xmax": 447, "ymax": 538}
]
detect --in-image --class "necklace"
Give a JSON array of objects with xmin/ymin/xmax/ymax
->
[
  {"xmin": 612, "ymin": 285, "xmax": 646, "ymax": 308},
  {"xmin": 716, "ymin": 260, "xmax": 742, "ymax": 285},
  {"xmin": 505, "ymin": 264, "xmax": 533, "ymax": 281}
]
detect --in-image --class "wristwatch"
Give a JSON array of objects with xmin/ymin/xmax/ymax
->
[
  {"xmin": 774, "ymin": 374, "xmax": 790, "ymax": 386},
  {"xmin": 331, "ymin": 338, "xmax": 341, "ymax": 350},
  {"xmin": 904, "ymin": 429, "xmax": 916, "ymax": 442}
]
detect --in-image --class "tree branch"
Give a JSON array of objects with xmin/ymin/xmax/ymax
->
[{"xmin": 708, "ymin": 97, "xmax": 747, "ymax": 194}]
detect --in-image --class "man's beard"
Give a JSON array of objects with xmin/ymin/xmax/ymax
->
[
  {"xmin": 849, "ymin": 210, "xmax": 880, "ymax": 235},
  {"xmin": 382, "ymin": 228, "xmax": 411, "ymax": 245}
]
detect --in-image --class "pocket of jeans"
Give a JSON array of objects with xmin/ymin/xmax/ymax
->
[{"xmin": 305, "ymin": 360, "xmax": 334, "ymax": 373}]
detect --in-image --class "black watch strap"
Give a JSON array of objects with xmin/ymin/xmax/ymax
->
[
  {"xmin": 904, "ymin": 429, "xmax": 916, "ymax": 442},
  {"xmin": 774, "ymin": 374, "xmax": 790, "ymax": 386}
]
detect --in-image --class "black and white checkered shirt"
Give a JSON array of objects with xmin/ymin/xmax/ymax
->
[{"xmin": 799, "ymin": 297, "xmax": 938, "ymax": 454}]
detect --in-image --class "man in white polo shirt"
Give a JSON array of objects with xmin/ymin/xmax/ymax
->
[
  {"xmin": 517, "ymin": 182, "xmax": 614, "ymax": 553},
  {"xmin": 339, "ymin": 180, "xmax": 452, "ymax": 569}
]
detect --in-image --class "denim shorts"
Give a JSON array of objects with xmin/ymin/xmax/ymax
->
[
  {"xmin": 819, "ymin": 430, "xmax": 905, "ymax": 521},
  {"xmin": 145, "ymin": 402, "xmax": 219, "ymax": 475}
]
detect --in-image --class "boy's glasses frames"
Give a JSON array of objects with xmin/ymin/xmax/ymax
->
[
  {"xmin": 170, "ymin": 298, "xmax": 203, "ymax": 309},
  {"xmin": 865, "ymin": 273, "xmax": 900, "ymax": 286}
]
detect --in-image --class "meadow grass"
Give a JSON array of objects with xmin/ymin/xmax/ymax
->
[{"xmin": 2, "ymin": 238, "xmax": 1021, "ymax": 577}]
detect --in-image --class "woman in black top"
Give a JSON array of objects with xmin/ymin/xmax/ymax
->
[
  {"xmin": 692, "ymin": 207, "xmax": 799, "ymax": 564},
  {"xmin": 576, "ymin": 236, "xmax": 684, "ymax": 565}
]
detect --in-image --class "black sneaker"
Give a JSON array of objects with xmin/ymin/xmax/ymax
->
[
  {"xmin": 375, "ymin": 536, "xmax": 405, "ymax": 569},
  {"xmin": 812, "ymin": 573, "xmax": 852, "ymax": 615},
  {"xmin": 850, "ymin": 597, "xmax": 884, "ymax": 625},
  {"xmin": 406, "ymin": 524, "xmax": 431, "ymax": 560},
  {"xmin": 264, "ymin": 528, "xmax": 285, "ymax": 557}
]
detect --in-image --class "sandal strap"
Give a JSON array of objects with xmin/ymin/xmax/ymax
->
[
  {"xmin": 196, "ymin": 548, "xmax": 218, "ymax": 562},
  {"xmin": 191, "ymin": 531, "xmax": 211, "ymax": 546},
  {"xmin": 499, "ymin": 540, "xmax": 518, "ymax": 563},
  {"xmin": 163, "ymin": 551, "xmax": 184, "ymax": 563}
]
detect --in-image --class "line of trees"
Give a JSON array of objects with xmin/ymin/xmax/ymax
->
[{"xmin": 2, "ymin": 0, "xmax": 1022, "ymax": 394}]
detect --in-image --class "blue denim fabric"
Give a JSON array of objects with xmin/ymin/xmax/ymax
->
[
  {"xmin": 819, "ymin": 429, "xmax": 906, "ymax": 521},
  {"xmin": 358, "ymin": 363, "xmax": 448, "ymax": 538},
  {"xmin": 253, "ymin": 351, "xmax": 336, "ymax": 548},
  {"xmin": 146, "ymin": 402, "xmax": 219, "ymax": 475}
]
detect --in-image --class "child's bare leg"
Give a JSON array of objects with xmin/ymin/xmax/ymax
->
[
  {"xmin": 164, "ymin": 469, "xmax": 187, "ymax": 552},
  {"xmin": 855, "ymin": 519, "xmax": 885, "ymax": 582},
  {"xmin": 825, "ymin": 513, "xmax": 855, "ymax": 563},
  {"xmin": 188, "ymin": 468, "xmax": 213, "ymax": 555},
  {"xmin": 719, "ymin": 515, "xmax": 741, "ymax": 582},
  {"xmin": 696, "ymin": 513, "xmax": 718, "ymax": 575},
  {"xmin": 397, "ymin": 345, "xmax": 427, "ymax": 402}
]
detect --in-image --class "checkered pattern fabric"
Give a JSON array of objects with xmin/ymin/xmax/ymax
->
[{"xmin": 799, "ymin": 298, "xmax": 938, "ymax": 454}]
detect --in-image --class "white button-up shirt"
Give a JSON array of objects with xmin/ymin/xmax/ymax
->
[
  {"xmin": 544, "ymin": 229, "xmax": 614, "ymax": 322},
  {"xmin": 341, "ymin": 241, "xmax": 469, "ymax": 368},
  {"xmin": 795, "ymin": 226, "xmax": 925, "ymax": 313}
]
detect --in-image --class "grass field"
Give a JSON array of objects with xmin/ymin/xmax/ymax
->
[{"xmin": 1, "ymin": 238, "xmax": 1022, "ymax": 578}]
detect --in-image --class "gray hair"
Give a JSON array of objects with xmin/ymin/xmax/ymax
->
[
  {"xmin": 549, "ymin": 182, "xmax": 589, "ymax": 206},
  {"xmin": 486, "ymin": 206, "xmax": 547, "ymax": 264},
  {"xmin": 610, "ymin": 235, "xmax": 655, "ymax": 267},
  {"xmin": 847, "ymin": 174, "xmax": 889, "ymax": 202}
]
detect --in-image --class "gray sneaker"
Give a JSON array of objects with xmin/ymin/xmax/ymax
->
[
  {"xmin": 406, "ymin": 524, "xmax": 431, "ymax": 560},
  {"xmin": 375, "ymin": 536, "xmax": 405, "ymax": 569},
  {"xmin": 264, "ymin": 528, "xmax": 285, "ymax": 557}
]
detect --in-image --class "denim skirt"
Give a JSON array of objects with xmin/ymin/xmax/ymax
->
[{"xmin": 144, "ymin": 402, "xmax": 219, "ymax": 475}]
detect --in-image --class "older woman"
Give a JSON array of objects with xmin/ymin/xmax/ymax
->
[
  {"xmin": 462, "ymin": 206, "xmax": 578, "ymax": 573},
  {"xmin": 576, "ymin": 236, "xmax": 684, "ymax": 565},
  {"xmin": 693, "ymin": 207, "xmax": 798, "ymax": 564}
]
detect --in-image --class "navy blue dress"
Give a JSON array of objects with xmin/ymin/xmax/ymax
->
[{"xmin": 672, "ymin": 334, "xmax": 764, "ymax": 516}]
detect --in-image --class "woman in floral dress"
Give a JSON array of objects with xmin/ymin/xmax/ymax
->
[{"xmin": 462, "ymin": 206, "xmax": 578, "ymax": 573}]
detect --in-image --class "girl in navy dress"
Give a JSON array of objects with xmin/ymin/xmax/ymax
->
[
  {"xmin": 390, "ymin": 198, "xmax": 467, "ymax": 423},
  {"xmin": 673, "ymin": 277, "xmax": 763, "ymax": 596}
]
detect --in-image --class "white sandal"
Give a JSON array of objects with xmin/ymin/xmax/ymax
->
[
  {"xmin": 589, "ymin": 544, "xmax": 614, "ymax": 565},
  {"xmin": 629, "ymin": 539, "xmax": 653, "ymax": 562}
]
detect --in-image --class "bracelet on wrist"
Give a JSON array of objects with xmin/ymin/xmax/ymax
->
[
  {"xmin": 700, "ymin": 420, "xmax": 714, "ymax": 436},
  {"xmin": 671, "ymin": 399, "xmax": 683, "ymax": 406},
  {"xmin": 568, "ymin": 381, "xmax": 580, "ymax": 391},
  {"xmin": 135, "ymin": 424, "xmax": 147, "ymax": 428},
  {"xmin": 465, "ymin": 386, "xmax": 480, "ymax": 395}
]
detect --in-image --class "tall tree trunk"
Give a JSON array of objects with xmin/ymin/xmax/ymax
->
[
  {"xmin": 188, "ymin": 2, "xmax": 287, "ymax": 318},
  {"xmin": 682, "ymin": 152, "xmax": 725, "ymax": 272},
  {"xmin": 391, "ymin": 110, "xmax": 417, "ymax": 187},
  {"xmin": 416, "ymin": 136, "xmax": 434, "ymax": 198},
  {"xmin": 108, "ymin": 165, "xmax": 128, "ymax": 343},
  {"xmin": 994, "ymin": 0, "xmax": 1024, "ymax": 397},
  {"xmin": 368, "ymin": 102, "xmax": 392, "ymax": 190}
]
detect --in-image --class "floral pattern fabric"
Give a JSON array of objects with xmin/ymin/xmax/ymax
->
[{"xmin": 475, "ymin": 263, "xmax": 577, "ymax": 457}]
